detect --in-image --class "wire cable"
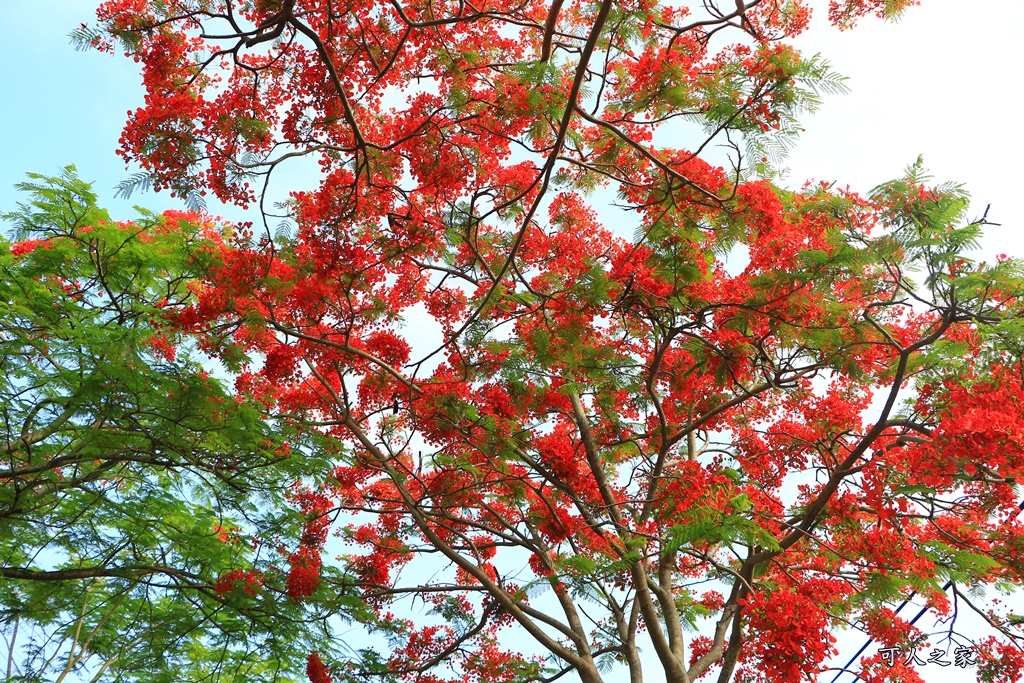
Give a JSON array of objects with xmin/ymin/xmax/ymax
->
[{"xmin": 828, "ymin": 497, "xmax": 1024, "ymax": 683}]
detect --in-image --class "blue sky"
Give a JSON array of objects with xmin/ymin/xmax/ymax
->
[
  {"xmin": 1, "ymin": 2, "xmax": 155, "ymax": 217},
  {"xmin": 785, "ymin": 0, "xmax": 1024, "ymax": 257},
  {"xmin": 2, "ymin": 2, "xmax": 1022, "ymax": 682}
]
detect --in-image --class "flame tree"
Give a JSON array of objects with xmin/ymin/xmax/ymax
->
[{"xmin": 6, "ymin": 0, "xmax": 1024, "ymax": 681}]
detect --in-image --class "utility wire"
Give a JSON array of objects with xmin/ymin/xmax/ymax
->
[{"xmin": 828, "ymin": 497, "xmax": 1024, "ymax": 683}]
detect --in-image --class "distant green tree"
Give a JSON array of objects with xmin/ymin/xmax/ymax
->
[{"xmin": 0, "ymin": 169, "xmax": 348, "ymax": 682}]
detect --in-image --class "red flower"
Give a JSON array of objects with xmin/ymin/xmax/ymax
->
[
  {"xmin": 286, "ymin": 547, "xmax": 322, "ymax": 600},
  {"xmin": 306, "ymin": 651, "xmax": 331, "ymax": 683},
  {"xmin": 214, "ymin": 569, "xmax": 263, "ymax": 597},
  {"xmin": 9, "ymin": 239, "xmax": 52, "ymax": 257}
]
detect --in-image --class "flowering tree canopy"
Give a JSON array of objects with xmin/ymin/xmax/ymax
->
[{"xmin": 4, "ymin": 0, "xmax": 1024, "ymax": 681}]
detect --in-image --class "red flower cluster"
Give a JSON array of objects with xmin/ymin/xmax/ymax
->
[
  {"xmin": 742, "ymin": 589, "xmax": 839, "ymax": 682},
  {"xmin": 306, "ymin": 651, "xmax": 332, "ymax": 683},
  {"xmin": 213, "ymin": 568, "xmax": 263, "ymax": 597},
  {"xmin": 286, "ymin": 546, "xmax": 322, "ymax": 600},
  {"xmin": 9, "ymin": 239, "xmax": 52, "ymax": 257},
  {"xmin": 284, "ymin": 488, "xmax": 334, "ymax": 600}
]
